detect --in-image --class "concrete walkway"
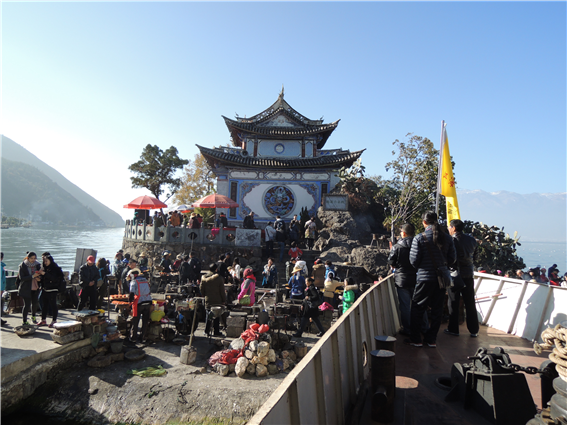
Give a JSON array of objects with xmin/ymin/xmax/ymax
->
[
  {"xmin": 0, "ymin": 308, "xmax": 111, "ymax": 384},
  {"xmin": 359, "ymin": 323, "xmax": 547, "ymax": 425}
]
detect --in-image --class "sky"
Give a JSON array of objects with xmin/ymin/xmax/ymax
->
[{"xmin": 2, "ymin": 1, "xmax": 566, "ymax": 221}]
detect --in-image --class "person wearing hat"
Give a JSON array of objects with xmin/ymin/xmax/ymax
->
[
  {"xmin": 288, "ymin": 265, "xmax": 306, "ymax": 300},
  {"xmin": 172, "ymin": 254, "xmax": 183, "ymax": 273},
  {"xmin": 237, "ymin": 267, "xmax": 256, "ymax": 307},
  {"xmin": 159, "ymin": 251, "xmax": 172, "ymax": 273},
  {"xmin": 78, "ymin": 255, "xmax": 100, "ymax": 311},
  {"xmin": 121, "ymin": 258, "xmax": 138, "ymax": 295},
  {"xmin": 128, "ymin": 268, "xmax": 152, "ymax": 342},
  {"xmin": 138, "ymin": 253, "xmax": 148, "ymax": 273},
  {"xmin": 549, "ymin": 269, "xmax": 561, "ymax": 286}
]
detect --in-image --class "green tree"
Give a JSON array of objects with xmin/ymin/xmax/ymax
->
[
  {"xmin": 463, "ymin": 221, "xmax": 525, "ymax": 273},
  {"xmin": 335, "ymin": 159, "xmax": 379, "ymax": 211},
  {"xmin": 128, "ymin": 145, "xmax": 188, "ymax": 201},
  {"xmin": 372, "ymin": 134, "xmax": 441, "ymax": 239},
  {"xmin": 172, "ymin": 153, "xmax": 215, "ymax": 206}
]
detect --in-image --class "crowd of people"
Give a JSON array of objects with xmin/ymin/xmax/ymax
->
[{"xmin": 387, "ymin": 211, "xmax": 566, "ymax": 348}]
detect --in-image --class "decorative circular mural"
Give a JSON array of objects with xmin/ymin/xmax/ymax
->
[
  {"xmin": 264, "ymin": 185, "xmax": 294, "ymax": 216},
  {"xmin": 274, "ymin": 143, "xmax": 285, "ymax": 154}
]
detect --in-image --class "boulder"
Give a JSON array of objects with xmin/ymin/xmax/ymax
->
[
  {"xmin": 235, "ymin": 357, "xmax": 248, "ymax": 378},
  {"xmin": 250, "ymin": 356, "xmax": 260, "ymax": 365},
  {"xmin": 87, "ymin": 354, "xmax": 112, "ymax": 368},
  {"xmin": 246, "ymin": 363, "xmax": 256, "ymax": 375},
  {"xmin": 229, "ymin": 363, "xmax": 236, "ymax": 373},
  {"xmin": 267, "ymin": 364, "xmax": 279, "ymax": 375},
  {"xmin": 245, "ymin": 349, "xmax": 255, "ymax": 360},
  {"xmin": 255, "ymin": 364, "xmax": 268, "ymax": 377},
  {"xmin": 229, "ymin": 337, "xmax": 246, "ymax": 351},
  {"xmin": 289, "ymin": 351, "xmax": 297, "ymax": 362},
  {"xmin": 267, "ymin": 349, "xmax": 276, "ymax": 363},
  {"xmin": 257, "ymin": 341, "xmax": 270, "ymax": 357},
  {"xmin": 215, "ymin": 363, "xmax": 229, "ymax": 376},
  {"xmin": 281, "ymin": 350, "xmax": 290, "ymax": 359},
  {"xmin": 249, "ymin": 340, "xmax": 259, "ymax": 353},
  {"xmin": 258, "ymin": 356, "xmax": 269, "ymax": 366}
]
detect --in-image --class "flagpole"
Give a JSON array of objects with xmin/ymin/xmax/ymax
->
[{"xmin": 435, "ymin": 120, "xmax": 445, "ymax": 216}]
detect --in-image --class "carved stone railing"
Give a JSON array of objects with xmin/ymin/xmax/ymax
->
[{"xmin": 123, "ymin": 222, "xmax": 262, "ymax": 247}]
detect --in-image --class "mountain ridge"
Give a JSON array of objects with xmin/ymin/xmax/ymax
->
[{"xmin": 1, "ymin": 135, "xmax": 124, "ymax": 227}]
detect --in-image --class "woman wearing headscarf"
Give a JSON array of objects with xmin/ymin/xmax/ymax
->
[
  {"xmin": 39, "ymin": 253, "xmax": 64, "ymax": 327},
  {"xmin": 237, "ymin": 268, "xmax": 256, "ymax": 306},
  {"xmin": 17, "ymin": 252, "xmax": 43, "ymax": 325}
]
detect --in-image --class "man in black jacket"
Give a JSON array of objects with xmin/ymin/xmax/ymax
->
[
  {"xmin": 78, "ymin": 255, "xmax": 100, "ymax": 311},
  {"xmin": 445, "ymin": 219, "xmax": 479, "ymax": 337},
  {"xmin": 388, "ymin": 223, "xmax": 417, "ymax": 336},
  {"xmin": 216, "ymin": 254, "xmax": 229, "ymax": 283},
  {"xmin": 243, "ymin": 212, "xmax": 256, "ymax": 229},
  {"xmin": 188, "ymin": 252, "xmax": 202, "ymax": 283}
]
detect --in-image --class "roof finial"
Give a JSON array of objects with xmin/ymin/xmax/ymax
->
[{"xmin": 279, "ymin": 84, "xmax": 284, "ymax": 99}]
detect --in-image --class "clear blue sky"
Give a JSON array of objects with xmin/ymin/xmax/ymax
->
[{"xmin": 3, "ymin": 1, "xmax": 565, "ymax": 220}]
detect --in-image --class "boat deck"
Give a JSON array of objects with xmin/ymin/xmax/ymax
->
[{"xmin": 360, "ymin": 323, "xmax": 547, "ymax": 425}]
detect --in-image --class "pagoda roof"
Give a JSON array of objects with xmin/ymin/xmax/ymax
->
[
  {"xmin": 196, "ymin": 145, "xmax": 365, "ymax": 170},
  {"xmin": 223, "ymin": 90, "xmax": 339, "ymax": 149}
]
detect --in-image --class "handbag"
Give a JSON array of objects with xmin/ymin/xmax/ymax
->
[
  {"xmin": 422, "ymin": 232, "xmax": 452, "ymax": 289},
  {"xmin": 239, "ymin": 279, "xmax": 253, "ymax": 305}
]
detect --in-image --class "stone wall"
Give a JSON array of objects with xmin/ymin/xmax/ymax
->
[{"xmin": 121, "ymin": 240, "xmax": 263, "ymax": 271}]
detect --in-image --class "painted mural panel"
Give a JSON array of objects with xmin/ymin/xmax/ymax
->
[
  {"xmin": 257, "ymin": 140, "xmax": 301, "ymax": 157},
  {"xmin": 230, "ymin": 171, "xmax": 259, "ymax": 179},
  {"xmin": 302, "ymin": 172, "xmax": 330, "ymax": 180},
  {"xmin": 239, "ymin": 181, "xmax": 320, "ymax": 220},
  {"xmin": 265, "ymin": 172, "xmax": 295, "ymax": 180}
]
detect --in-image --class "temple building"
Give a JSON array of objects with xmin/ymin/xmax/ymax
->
[{"xmin": 197, "ymin": 90, "xmax": 364, "ymax": 227}]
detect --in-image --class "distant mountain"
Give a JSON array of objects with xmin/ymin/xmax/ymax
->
[
  {"xmin": 2, "ymin": 158, "xmax": 105, "ymax": 225},
  {"xmin": 457, "ymin": 189, "xmax": 566, "ymax": 242},
  {"xmin": 1, "ymin": 136, "xmax": 124, "ymax": 227}
]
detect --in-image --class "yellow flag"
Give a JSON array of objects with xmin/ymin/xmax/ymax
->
[{"xmin": 439, "ymin": 127, "xmax": 460, "ymax": 222}]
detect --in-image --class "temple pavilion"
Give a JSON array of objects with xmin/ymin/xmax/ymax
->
[{"xmin": 196, "ymin": 90, "xmax": 364, "ymax": 227}]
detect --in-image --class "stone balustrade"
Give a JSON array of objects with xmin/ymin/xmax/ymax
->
[{"xmin": 123, "ymin": 222, "xmax": 262, "ymax": 247}]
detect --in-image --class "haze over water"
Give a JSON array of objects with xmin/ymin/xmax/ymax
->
[
  {"xmin": 1, "ymin": 226, "xmax": 564, "ymax": 275},
  {"xmin": 1, "ymin": 226, "xmax": 124, "ymax": 272}
]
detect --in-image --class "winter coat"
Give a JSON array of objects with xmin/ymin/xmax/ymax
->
[
  {"xmin": 42, "ymin": 262, "xmax": 64, "ymax": 292},
  {"xmin": 410, "ymin": 227, "xmax": 456, "ymax": 284},
  {"xmin": 238, "ymin": 277, "xmax": 256, "ymax": 306},
  {"xmin": 324, "ymin": 278, "xmax": 343, "ymax": 299},
  {"xmin": 288, "ymin": 274, "xmax": 306, "ymax": 297},
  {"xmin": 312, "ymin": 264, "xmax": 326, "ymax": 288},
  {"xmin": 303, "ymin": 285, "xmax": 322, "ymax": 312},
  {"xmin": 200, "ymin": 272, "xmax": 227, "ymax": 308},
  {"xmin": 264, "ymin": 225, "xmax": 276, "ymax": 242},
  {"xmin": 188, "ymin": 257, "xmax": 202, "ymax": 280},
  {"xmin": 243, "ymin": 215, "xmax": 255, "ymax": 229},
  {"xmin": 388, "ymin": 236, "xmax": 417, "ymax": 289},
  {"xmin": 342, "ymin": 284, "xmax": 358, "ymax": 314},
  {"xmin": 179, "ymin": 262, "xmax": 192, "ymax": 283},
  {"xmin": 274, "ymin": 219, "xmax": 287, "ymax": 242},
  {"xmin": 17, "ymin": 260, "xmax": 41, "ymax": 298},
  {"xmin": 451, "ymin": 232, "xmax": 477, "ymax": 278},
  {"xmin": 79, "ymin": 263, "xmax": 100, "ymax": 289}
]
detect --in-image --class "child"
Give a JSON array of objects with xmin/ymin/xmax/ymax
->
[{"xmin": 340, "ymin": 277, "xmax": 358, "ymax": 314}]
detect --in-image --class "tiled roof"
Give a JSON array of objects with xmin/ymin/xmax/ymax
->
[{"xmin": 197, "ymin": 145, "xmax": 364, "ymax": 169}]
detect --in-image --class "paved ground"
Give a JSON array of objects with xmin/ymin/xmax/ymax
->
[{"xmin": 360, "ymin": 323, "xmax": 548, "ymax": 425}]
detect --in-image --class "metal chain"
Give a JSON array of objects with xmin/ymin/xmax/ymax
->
[{"xmin": 507, "ymin": 363, "xmax": 544, "ymax": 375}]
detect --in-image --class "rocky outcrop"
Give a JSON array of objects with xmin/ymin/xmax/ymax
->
[{"xmin": 314, "ymin": 207, "xmax": 391, "ymax": 280}]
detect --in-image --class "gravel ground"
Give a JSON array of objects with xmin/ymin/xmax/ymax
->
[{"xmin": 4, "ymin": 324, "xmax": 319, "ymax": 425}]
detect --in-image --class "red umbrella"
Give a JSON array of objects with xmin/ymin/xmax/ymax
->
[
  {"xmin": 191, "ymin": 194, "xmax": 239, "ymax": 209},
  {"xmin": 123, "ymin": 195, "xmax": 168, "ymax": 210}
]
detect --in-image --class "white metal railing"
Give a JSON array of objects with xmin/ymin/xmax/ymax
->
[
  {"xmin": 473, "ymin": 272, "xmax": 567, "ymax": 343},
  {"xmin": 248, "ymin": 274, "xmax": 399, "ymax": 425}
]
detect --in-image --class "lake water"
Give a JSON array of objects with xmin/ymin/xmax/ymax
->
[
  {"xmin": 1, "ymin": 226, "xmax": 565, "ymax": 275},
  {"xmin": 1, "ymin": 226, "xmax": 124, "ymax": 273}
]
